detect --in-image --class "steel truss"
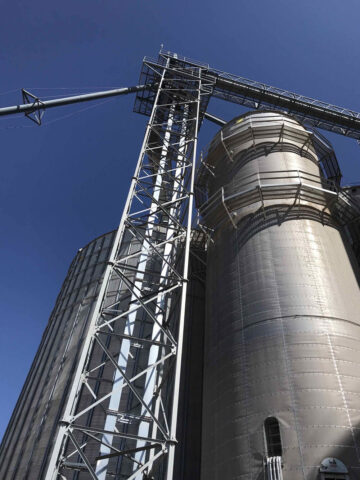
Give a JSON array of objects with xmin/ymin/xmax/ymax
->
[
  {"xmin": 45, "ymin": 58, "xmax": 213, "ymax": 479},
  {"xmin": 148, "ymin": 51, "xmax": 360, "ymax": 140}
]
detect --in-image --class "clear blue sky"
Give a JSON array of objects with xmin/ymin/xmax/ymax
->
[{"xmin": 1, "ymin": 0, "xmax": 360, "ymax": 439}]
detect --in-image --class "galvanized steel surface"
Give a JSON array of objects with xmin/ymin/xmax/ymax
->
[
  {"xmin": 200, "ymin": 112, "xmax": 360, "ymax": 480},
  {"xmin": 0, "ymin": 231, "xmax": 116, "ymax": 479},
  {"xmin": 0, "ymin": 229, "xmax": 205, "ymax": 480}
]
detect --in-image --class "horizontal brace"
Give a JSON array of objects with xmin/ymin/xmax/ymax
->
[
  {"xmin": 102, "ymin": 330, "xmax": 172, "ymax": 349},
  {"xmin": 71, "ymin": 351, "xmax": 175, "ymax": 422},
  {"xmin": 95, "ymin": 443, "xmax": 159, "ymax": 461},
  {"xmin": 204, "ymin": 111, "xmax": 227, "ymax": 126},
  {"xmin": 151, "ymin": 115, "xmax": 198, "ymax": 128},
  {"xmin": 132, "ymin": 184, "xmax": 189, "ymax": 229},
  {"xmin": 110, "ymin": 269, "xmax": 178, "ymax": 344},
  {"xmin": 80, "ymin": 430, "xmax": 125, "ymax": 457},
  {"xmin": 116, "ymin": 232, "xmax": 185, "ymax": 264},
  {"xmin": 95, "ymin": 335, "xmax": 170, "ymax": 439},
  {"xmin": 138, "ymin": 166, "xmax": 186, "ymax": 182},
  {"xmin": 112, "ymin": 263, "xmax": 180, "ymax": 285},
  {"xmin": 68, "ymin": 422, "xmax": 164, "ymax": 444},
  {"xmin": 124, "ymin": 224, "xmax": 184, "ymax": 280},
  {"xmin": 144, "ymin": 60, "xmax": 203, "ymax": 82},
  {"xmin": 98, "ymin": 283, "xmax": 181, "ymax": 331},
  {"xmin": 128, "ymin": 193, "xmax": 189, "ymax": 219},
  {"xmin": 62, "ymin": 462, "xmax": 88, "ymax": 471}
]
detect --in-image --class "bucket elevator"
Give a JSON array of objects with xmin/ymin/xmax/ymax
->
[{"xmin": 1, "ymin": 50, "xmax": 360, "ymax": 480}]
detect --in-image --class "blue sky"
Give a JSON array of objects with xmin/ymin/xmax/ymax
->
[{"xmin": 1, "ymin": 0, "xmax": 360, "ymax": 438}]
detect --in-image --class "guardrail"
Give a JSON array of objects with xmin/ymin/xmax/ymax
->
[{"xmin": 197, "ymin": 169, "xmax": 360, "ymax": 231}]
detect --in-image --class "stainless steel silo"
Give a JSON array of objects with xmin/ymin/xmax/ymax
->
[{"xmin": 197, "ymin": 112, "xmax": 360, "ymax": 480}]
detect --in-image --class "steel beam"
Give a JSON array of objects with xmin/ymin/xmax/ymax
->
[
  {"xmin": 155, "ymin": 50, "xmax": 360, "ymax": 140},
  {"xmin": 203, "ymin": 111, "xmax": 226, "ymax": 126}
]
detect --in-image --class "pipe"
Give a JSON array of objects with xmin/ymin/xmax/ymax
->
[
  {"xmin": 203, "ymin": 111, "xmax": 227, "ymax": 126},
  {"xmin": 0, "ymin": 84, "xmax": 154, "ymax": 117}
]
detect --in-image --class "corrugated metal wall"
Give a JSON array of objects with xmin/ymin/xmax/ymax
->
[
  {"xmin": 0, "ymin": 231, "xmax": 117, "ymax": 479},
  {"xmin": 199, "ymin": 112, "xmax": 360, "ymax": 480},
  {"xmin": 0, "ymin": 229, "xmax": 205, "ymax": 480}
]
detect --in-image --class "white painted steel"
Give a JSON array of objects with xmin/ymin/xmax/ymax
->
[
  {"xmin": 45, "ymin": 64, "xmax": 170, "ymax": 480},
  {"xmin": 166, "ymin": 71, "xmax": 202, "ymax": 480},
  {"xmin": 95, "ymin": 104, "xmax": 175, "ymax": 480},
  {"xmin": 42, "ymin": 57, "xmax": 210, "ymax": 480},
  {"xmin": 133, "ymin": 105, "xmax": 188, "ymax": 471}
]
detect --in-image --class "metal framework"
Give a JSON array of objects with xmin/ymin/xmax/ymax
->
[
  {"xmin": 43, "ymin": 55, "xmax": 213, "ymax": 480},
  {"xmin": 141, "ymin": 51, "xmax": 360, "ymax": 140},
  {"xmin": 3, "ymin": 49, "xmax": 360, "ymax": 480}
]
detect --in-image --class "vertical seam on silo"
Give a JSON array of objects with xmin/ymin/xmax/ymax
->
[
  {"xmin": 6, "ymin": 267, "xmax": 86, "ymax": 480},
  {"xmin": 326, "ymin": 323, "xmax": 360, "ymax": 461},
  {"xmin": 293, "ymin": 220, "xmax": 325, "ymax": 478},
  {"xmin": 235, "ymin": 226, "xmax": 252, "ymax": 480},
  {"xmin": 302, "ymin": 223, "xmax": 360, "ymax": 461},
  {"xmin": 280, "ymin": 319, "xmax": 306, "ymax": 479},
  {"xmin": 273, "ymin": 225, "xmax": 306, "ymax": 480},
  {"xmin": 318, "ymin": 226, "xmax": 360, "ymax": 461},
  {"xmin": 30, "ymin": 233, "xmax": 114, "ymax": 478}
]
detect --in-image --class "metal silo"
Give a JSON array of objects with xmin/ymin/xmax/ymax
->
[
  {"xmin": 0, "ymin": 231, "xmax": 117, "ymax": 479},
  {"xmin": 197, "ymin": 111, "xmax": 360, "ymax": 480},
  {"xmin": 0, "ymin": 229, "xmax": 205, "ymax": 480}
]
